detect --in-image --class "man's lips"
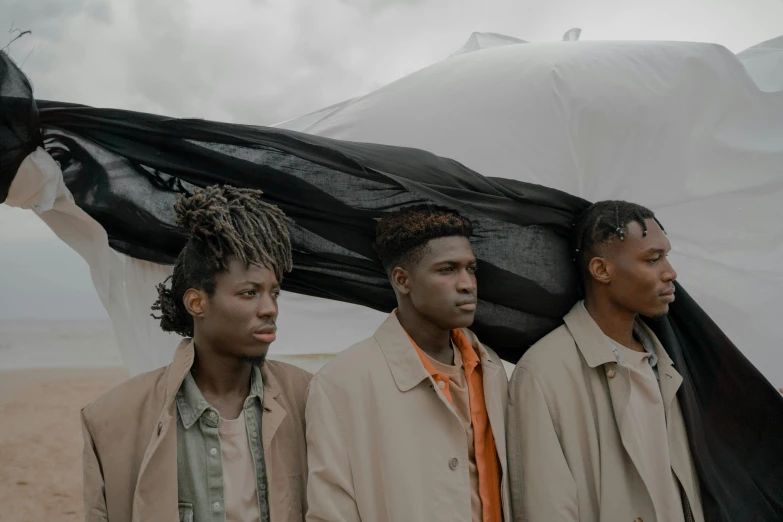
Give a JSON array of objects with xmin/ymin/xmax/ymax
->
[
  {"xmin": 456, "ymin": 297, "xmax": 477, "ymax": 310},
  {"xmin": 253, "ymin": 326, "xmax": 277, "ymax": 342},
  {"xmin": 660, "ymin": 288, "xmax": 676, "ymax": 302}
]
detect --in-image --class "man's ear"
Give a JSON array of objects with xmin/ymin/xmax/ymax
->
[
  {"xmin": 588, "ymin": 256, "xmax": 612, "ymax": 285},
  {"xmin": 390, "ymin": 266, "xmax": 412, "ymax": 296},
  {"xmin": 183, "ymin": 288, "xmax": 208, "ymax": 318}
]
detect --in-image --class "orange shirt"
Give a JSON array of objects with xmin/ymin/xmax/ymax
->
[{"xmin": 407, "ymin": 328, "xmax": 503, "ymax": 522}]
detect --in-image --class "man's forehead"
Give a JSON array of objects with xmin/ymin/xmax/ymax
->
[
  {"xmin": 223, "ymin": 258, "xmax": 277, "ymax": 281},
  {"xmin": 421, "ymin": 236, "xmax": 475, "ymax": 262},
  {"xmin": 621, "ymin": 219, "xmax": 670, "ymax": 250}
]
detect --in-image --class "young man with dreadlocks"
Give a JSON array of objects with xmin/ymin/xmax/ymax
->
[
  {"xmin": 305, "ymin": 205, "xmax": 510, "ymax": 522},
  {"xmin": 81, "ymin": 185, "xmax": 312, "ymax": 522},
  {"xmin": 506, "ymin": 200, "xmax": 703, "ymax": 522}
]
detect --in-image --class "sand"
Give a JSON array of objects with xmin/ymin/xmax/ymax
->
[{"xmin": 0, "ymin": 367, "xmax": 129, "ymax": 522}]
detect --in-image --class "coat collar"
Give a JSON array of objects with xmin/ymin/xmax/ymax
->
[
  {"xmin": 564, "ymin": 301, "xmax": 683, "ymax": 411},
  {"xmin": 563, "ymin": 302, "xmax": 618, "ymax": 369},
  {"xmin": 164, "ymin": 338, "xmax": 196, "ymax": 407},
  {"xmin": 374, "ymin": 311, "xmax": 498, "ymax": 393}
]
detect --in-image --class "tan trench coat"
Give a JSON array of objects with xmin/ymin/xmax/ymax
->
[
  {"xmin": 304, "ymin": 312, "xmax": 511, "ymax": 522},
  {"xmin": 81, "ymin": 340, "xmax": 312, "ymax": 522},
  {"xmin": 506, "ymin": 303, "xmax": 704, "ymax": 522}
]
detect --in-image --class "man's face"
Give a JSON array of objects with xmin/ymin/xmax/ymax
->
[
  {"xmin": 602, "ymin": 219, "xmax": 677, "ymax": 318},
  {"xmin": 405, "ymin": 236, "xmax": 478, "ymax": 330},
  {"xmin": 199, "ymin": 258, "xmax": 280, "ymax": 362}
]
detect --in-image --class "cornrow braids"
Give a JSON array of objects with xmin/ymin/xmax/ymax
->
[
  {"xmin": 374, "ymin": 204, "xmax": 473, "ymax": 274},
  {"xmin": 151, "ymin": 185, "xmax": 293, "ymax": 338},
  {"xmin": 572, "ymin": 200, "xmax": 666, "ymax": 287}
]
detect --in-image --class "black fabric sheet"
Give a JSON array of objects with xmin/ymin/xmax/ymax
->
[{"xmin": 1, "ymin": 51, "xmax": 781, "ymax": 521}]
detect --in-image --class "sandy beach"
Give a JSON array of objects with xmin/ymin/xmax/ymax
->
[{"xmin": 0, "ymin": 366, "xmax": 129, "ymax": 522}]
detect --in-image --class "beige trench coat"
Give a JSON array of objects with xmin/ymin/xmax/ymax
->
[
  {"xmin": 506, "ymin": 303, "xmax": 704, "ymax": 522},
  {"xmin": 305, "ymin": 312, "xmax": 511, "ymax": 522},
  {"xmin": 81, "ymin": 340, "xmax": 312, "ymax": 522}
]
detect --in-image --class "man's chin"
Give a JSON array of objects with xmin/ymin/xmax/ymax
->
[
  {"xmin": 452, "ymin": 312, "xmax": 476, "ymax": 329},
  {"xmin": 240, "ymin": 355, "xmax": 267, "ymax": 366},
  {"xmin": 641, "ymin": 305, "xmax": 670, "ymax": 320}
]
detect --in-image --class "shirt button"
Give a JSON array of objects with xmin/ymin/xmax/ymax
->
[
  {"xmin": 438, "ymin": 381, "xmax": 446, "ymax": 389},
  {"xmin": 260, "ymin": 483, "xmax": 266, "ymax": 490},
  {"xmin": 606, "ymin": 368, "xmax": 617, "ymax": 379},
  {"xmin": 210, "ymin": 447, "xmax": 217, "ymax": 456},
  {"xmin": 252, "ymin": 431, "xmax": 258, "ymax": 438},
  {"xmin": 213, "ymin": 501, "xmax": 221, "ymax": 509},
  {"xmin": 449, "ymin": 458, "xmax": 458, "ymax": 470}
]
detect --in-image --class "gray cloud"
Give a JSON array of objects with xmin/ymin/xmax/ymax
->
[{"xmin": 2, "ymin": 0, "xmax": 110, "ymax": 42}]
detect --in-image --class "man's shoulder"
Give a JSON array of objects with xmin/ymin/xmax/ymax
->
[
  {"xmin": 265, "ymin": 359, "xmax": 313, "ymax": 386},
  {"xmin": 82, "ymin": 366, "xmax": 168, "ymax": 426},
  {"xmin": 312, "ymin": 335, "xmax": 384, "ymax": 387},
  {"xmin": 516, "ymin": 323, "xmax": 581, "ymax": 376},
  {"xmin": 264, "ymin": 359, "xmax": 313, "ymax": 407}
]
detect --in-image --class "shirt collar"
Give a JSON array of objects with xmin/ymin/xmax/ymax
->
[
  {"xmin": 176, "ymin": 365, "xmax": 264, "ymax": 430},
  {"xmin": 579, "ymin": 300, "xmax": 659, "ymax": 370}
]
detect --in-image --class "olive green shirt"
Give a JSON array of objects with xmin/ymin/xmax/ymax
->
[{"xmin": 175, "ymin": 366, "xmax": 271, "ymax": 522}]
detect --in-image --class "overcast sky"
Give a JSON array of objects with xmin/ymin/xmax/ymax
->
[{"xmin": 1, "ymin": 0, "xmax": 782, "ymax": 319}]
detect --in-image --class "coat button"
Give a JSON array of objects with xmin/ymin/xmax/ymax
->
[
  {"xmin": 606, "ymin": 368, "xmax": 617, "ymax": 379},
  {"xmin": 449, "ymin": 458, "xmax": 458, "ymax": 470}
]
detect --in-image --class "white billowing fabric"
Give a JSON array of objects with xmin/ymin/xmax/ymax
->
[
  {"xmin": 448, "ymin": 32, "xmax": 528, "ymax": 58},
  {"xmin": 303, "ymin": 40, "xmax": 783, "ymax": 386},
  {"xmin": 737, "ymin": 35, "xmax": 783, "ymax": 93},
  {"xmin": 273, "ymin": 99, "xmax": 357, "ymax": 132},
  {"xmin": 7, "ymin": 148, "xmax": 181, "ymax": 375}
]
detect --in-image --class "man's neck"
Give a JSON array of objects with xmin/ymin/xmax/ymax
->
[
  {"xmin": 396, "ymin": 307, "xmax": 454, "ymax": 365},
  {"xmin": 191, "ymin": 337, "xmax": 253, "ymax": 418},
  {"xmin": 583, "ymin": 296, "xmax": 643, "ymax": 352}
]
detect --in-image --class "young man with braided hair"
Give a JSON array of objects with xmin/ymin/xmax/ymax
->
[
  {"xmin": 81, "ymin": 185, "xmax": 312, "ymax": 522},
  {"xmin": 305, "ymin": 204, "xmax": 510, "ymax": 522},
  {"xmin": 506, "ymin": 200, "xmax": 704, "ymax": 522}
]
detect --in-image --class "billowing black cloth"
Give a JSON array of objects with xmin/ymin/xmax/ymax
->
[{"xmin": 1, "ymin": 51, "xmax": 781, "ymax": 521}]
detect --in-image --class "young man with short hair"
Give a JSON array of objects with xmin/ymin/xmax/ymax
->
[
  {"xmin": 81, "ymin": 185, "xmax": 311, "ymax": 522},
  {"xmin": 305, "ymin": 205, "xmax": 510, "ymax": 522},
  {"xmin": 507, "ymin": 200, "xmax": 703, "ymax": 522}
]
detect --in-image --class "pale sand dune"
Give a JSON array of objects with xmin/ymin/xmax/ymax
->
[{"xmin": 0, "ymin": 367, "xmax": 128, "ymax": 522}]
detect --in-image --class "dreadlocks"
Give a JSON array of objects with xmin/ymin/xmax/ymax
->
[
  {"xmin": 572, "ymin": 200, "xmax": 666, "ymax": 284},
  {"xmin": 374, "ymin": 204, "xmax": 473, "ymax": 274},
  {"xmin": 151, "ymin": 185, "xmax": 293, "ymax": 337}
]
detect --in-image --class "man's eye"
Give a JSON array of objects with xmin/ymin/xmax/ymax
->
[
  {"xmin": 467, "ymin": 266, "xmax": 477, "ymax": 272},
  {"xmin": 648, "ymin": 258, "xmax": 659, "ymax": 264},
  {"xmin": 271, "ymin": 291, "xmax": 281, "ymax": 299},
  {"xmin": 242, "ymin": 290, "xmax": 257, "ymax": 296}
]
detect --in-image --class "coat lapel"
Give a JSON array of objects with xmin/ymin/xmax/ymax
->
[
  {"xmin": 260, "ymin": 365, "xmax": 288, "ymax": 462},
  {"xmin": 375, "ymin": 312, "xmax": 434, "ymax": 394},
  {"xmin": 564, "ymin": 304, "xmax": 643, "ymax": 488},
  {"xmin": 132, "ymin": 339, "xmax": 194, "ymax": 522}
]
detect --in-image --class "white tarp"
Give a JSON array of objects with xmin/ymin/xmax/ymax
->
[
  {"xmin": 7, "ymin": 35, "xmax": 783, "ymax": 385},
  {"xmin": 737, "ymin": 34, "xmax": 783, "ymax": 92}
]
